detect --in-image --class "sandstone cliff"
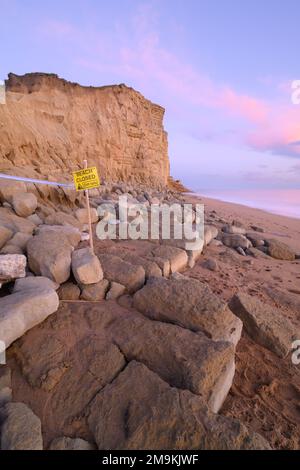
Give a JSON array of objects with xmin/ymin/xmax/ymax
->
[{"xmin": 0, "ymin": 73, "xmax": 169, "ymax": 187}]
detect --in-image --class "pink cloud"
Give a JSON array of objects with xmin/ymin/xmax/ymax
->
[{"xmin": 38, "ymin": 6, "xmax": 300, "ymax": 159}]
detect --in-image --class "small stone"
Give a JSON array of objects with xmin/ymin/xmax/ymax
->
[
  {"xmin": 0, "ymin": 365, "xmax": 11, "ymax": 390},
  {"xmin": 72, "ymin": 248, "xmax": 103, "ymax": 285},
  {"xmin": 236, "ymin": 247, "xmax": 246, "ymax": 256},
  {"xmin": 251, "ymin": 225, "xmax": 264, "ymax": 233},
  {"xmin": 106, "ymin": 282, "xmax": 126, "ymax": 300},
  {"xmin": 1, "ymin": 244, "xmax": 24, "ymax": 255},
  {"xmin": 204, "ymin": 225, "xmax": 218, "ymax": 245},
  {"xmin": 99, "ymin": 254, "xmax": 145, "ymax": 293},
  {"xmin": 75, "ymin": 208, "xmax": 99, "ymax": 224},
  {"xmin": 27, "ymin": 213, "xmax": 43, "ymax": 226},
  {"xmin": 0, "ymin": 226, "xmax": 13, "ymax": 249},
  {"xmin": 151, "ymin": 245, "xmax": 188, "ymax": 273},
  {"xmin": 81, "ymin": 279, "xmax": 109, "ymax": 301},
  {"xmin": 222, "ymin": 234, "xmax": 251, "ymax": 249},
  {"xmin": 58, "ymin": 282, "xmax": 81, "ymax": 300},
  {"xmin": 12, "ymin": 192, "xmax": 38, "ymax": 217},
  {"xmin": 209, "ymin": 239, "xmax": 223, "ymax": 247},
  {"xmin": 49, "ymin": 437, "xmax": 96, "ymax": 450},
  {"xmin": 0, "ymin": 387, "xmax": 12, "ymax": 407},
  {"xmin": 202, "ymin": 258, "xmax": 218, "ymax": 271},
  {"xmin": 223, "ymin": 224, "xmax": 246, "ymax": 235}
]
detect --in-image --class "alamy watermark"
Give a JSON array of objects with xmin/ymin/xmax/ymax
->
[
  {"xmin": 0, "ymin": 79, "xmax": 5, "ymax": 104},
  {"xmin": 95, "ymin": 196, "xmax": 204, "ymax": 251},
  {"xmin": 0, "ymin": 340, "xmax": 6, "ymax": 364}
]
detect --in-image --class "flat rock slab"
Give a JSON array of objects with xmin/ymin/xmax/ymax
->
[
  {"xmin": 11, "ymin": 321, "xmax": 126, "ymax": 434},
  {"xmin": 133, "ymin": 277, "xmax": 243, "ymax": 346},
  {"xmin": 88, "ymin": 361, "xmax": 271, "ymax": 450},
  {"xmin": 108, "ymin": 310, "xmax": 235, "ymax": 413},
  {"xmin": 0, "ymin": 287, "xmax": 59, "ymax": 348},
  {"xmin": 0, "ymin": 402, "xmax": 43, "ymax": 450},
  {"xmin": 98, "ymin": 254, "xmax": 145, "ymax": 293},
  {"xmin": 229, "ymin": 293, "xmax": 297, "ymax": 358}
]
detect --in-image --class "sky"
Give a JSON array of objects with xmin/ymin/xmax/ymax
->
[{"xmin": 1, "ymin": 0, "xmax": 300, "ymax": 192}]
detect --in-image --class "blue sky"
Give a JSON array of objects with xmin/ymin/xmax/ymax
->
[{"xmin": 1, "ymin": 0, "xmax": 300, "ymax": 191}]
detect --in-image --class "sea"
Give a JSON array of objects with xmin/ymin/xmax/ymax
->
[{"xmin": 196, "ymin": 189, "xmax": 300, "ymax": 220}]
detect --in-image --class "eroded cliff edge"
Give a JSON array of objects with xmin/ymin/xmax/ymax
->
[{"xmin": 0, "ymin": 73, "xmax": 169, "ymax": 187}]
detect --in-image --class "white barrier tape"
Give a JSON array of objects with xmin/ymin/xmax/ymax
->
[{"xmin": 0, "ymin": 172, "xmax": 75, "ymax": 189}]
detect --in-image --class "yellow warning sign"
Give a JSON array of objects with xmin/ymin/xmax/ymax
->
[{"xmin": 73, "ymin": 167, "xmax": 100, "ymax": 191}]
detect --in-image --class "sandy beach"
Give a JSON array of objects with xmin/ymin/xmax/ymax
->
[{"xmin": 183, "ymin": 194, "xmax": 300, "ymax": 449}]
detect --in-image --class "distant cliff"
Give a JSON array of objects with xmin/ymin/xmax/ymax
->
[{"xmin": 0, "ymin": 73, "xmax": 169, "ymax": 187}]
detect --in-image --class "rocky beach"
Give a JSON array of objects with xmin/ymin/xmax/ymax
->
[{"xmin": 0, "ymin": 73, "xmax": 299, "ymax": 451}]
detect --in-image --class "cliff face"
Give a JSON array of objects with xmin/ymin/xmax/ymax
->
[{"xmin": 0, "ymin": 73, "xmax": 169, "ymax": 187}]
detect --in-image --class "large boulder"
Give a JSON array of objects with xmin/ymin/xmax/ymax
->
[
  {"xmin": 0, "ymin": 287, "xmax": 59, "ymax": 347},
  {"xmin": 45, "ymin": 211, "xmax": 82, "ymax": 230},
  {"xmin": 0, "ymin": 402, "xmax": 43, "ymax": 450},
  {"xmin": 36, "ymin": 225, "xmax": 81, "ymax": 248},
  {"xmin": 98, "ymin": 254, "xmax": 145, "ymax": 293},
  {"xmin": 265, "ymin": 239, "xmax": 295, "ymax": 261},
  {"xmin": 108, "ymin": 310, "xmax": 235, "ymax": 413},
  {"xmin": 12, "ymin": 192, "xmax": 38, "ymax": 217},
  {"xmin": 88, "ymin": 361, "xmax": 271, "ymax": 450},
  {"xmin": 72, "ymin": 248, "xmax": 103, "ymax": 285},
  {"xmin": 133, "ymin": 277, "xmax": 242, "ymax": 346},
  {"xmin": 229, "ymin": 293, "xmax": 296, "ymax": 358},
  {"xmin": 27, "ymin": 231, "xmax": 73, "ymax": 283}
]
